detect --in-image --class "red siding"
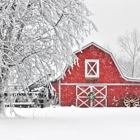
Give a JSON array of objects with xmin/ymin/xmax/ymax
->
[
  {"xmin": 61, "ymin": 45, "xmax": 126, "ymax": 83},
  {"xmin": 108, "ymin": 86, "xmax": 140, "ymax": 107},
  {"xmin": 61, "ymin": 86, "xmax": 76, "ymax": 106}
]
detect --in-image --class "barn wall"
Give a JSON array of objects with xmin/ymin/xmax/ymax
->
[
  {"xmin": 108, "ymin": 85, "xmax": 140, "ymax": 107},
  {"xmin": 61, "ymin": 45, "xmax": 127, "ymax": 84},
  {"xmin": 60, "ymin": 85, "xmax": 76, "ymax": 106}
]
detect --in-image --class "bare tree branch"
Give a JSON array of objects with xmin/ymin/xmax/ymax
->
[{"xmin": 117, "ymin": 29, "xmax": 140, "ymax": 78}]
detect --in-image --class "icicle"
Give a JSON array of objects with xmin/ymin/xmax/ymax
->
[{"xmin": 68, "ymin": 68, "xmax": 71, "ymax": 74}]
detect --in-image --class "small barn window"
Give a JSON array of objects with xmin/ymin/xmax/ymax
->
[{"xmin": 85, "ymin": 59, "xmax": 99, "ymax": 78}]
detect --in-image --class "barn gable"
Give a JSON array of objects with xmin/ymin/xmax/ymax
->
[
  {"xmin": 60, "ymin": 42, "xmax": 140, "ymax": 83},
  {"xmin": 54, "ymin": 42, "xmax": 140, "ymax": 107}
]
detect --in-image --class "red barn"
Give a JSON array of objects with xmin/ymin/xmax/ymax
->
[{"xmin": 53, "ymin": 42, "xmax": 140, "ymax": 107}]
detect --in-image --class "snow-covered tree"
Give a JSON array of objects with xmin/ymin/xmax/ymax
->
[
  {"xmin": 117, "ymin": 29, "xmax": 140, "ymax": 78},
  {"xmin": 0, "ymin": 0, "xmax": 96, "ymax": 116}
]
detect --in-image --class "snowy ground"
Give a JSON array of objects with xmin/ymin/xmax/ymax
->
[{"xmin": 1, "ymin": 106, "xmax": 140, "ymax": 140}]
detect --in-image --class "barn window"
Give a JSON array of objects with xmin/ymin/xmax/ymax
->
[{"xmin": 85, "ymin": 59, "xmax": 99, "ymax": 78}]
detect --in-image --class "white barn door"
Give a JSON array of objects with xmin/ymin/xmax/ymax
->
[{"xmin": 76, "ymin": 85, "xmax": 107, "ymax": 107}]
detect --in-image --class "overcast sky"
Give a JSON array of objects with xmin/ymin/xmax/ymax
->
[{"xmin": 83, "ymin": 0, "xmax": 140, "ymax": 55}]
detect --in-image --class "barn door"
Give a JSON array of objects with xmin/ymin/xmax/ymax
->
[{"xmin": 76, "ymin": 85, "xmax": 107, "ymax": 107}]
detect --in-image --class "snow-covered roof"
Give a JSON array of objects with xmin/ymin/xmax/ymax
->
[{"xmin": 56, "ymin": 42, "xmax": 140, "ymax": 82}]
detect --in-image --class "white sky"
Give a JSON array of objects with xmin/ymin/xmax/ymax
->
[{"xmin": 84, "ymin": 0, "xmax": 140, "ymax": 55}]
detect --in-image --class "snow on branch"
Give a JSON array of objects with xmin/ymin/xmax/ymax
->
[{"xmin": 0, "ymin": 0, "xmax": 96, "ymax": 90}]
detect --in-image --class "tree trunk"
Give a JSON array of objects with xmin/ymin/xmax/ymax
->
[
  {"xmin": 0, "ymin": 49, "xmax": 6, "ymax": 117},
  {"xmin": 0, "ymin": 78, "xmax": 5, "ymax": 117},
  {"xmin": 132, "ymin": 57, "xmax": 135, "ymax": 77}
]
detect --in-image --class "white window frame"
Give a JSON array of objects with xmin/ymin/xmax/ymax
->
[{"xmin": 85, "ymin": 59, "xmax": 99, "ymax": 78}]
